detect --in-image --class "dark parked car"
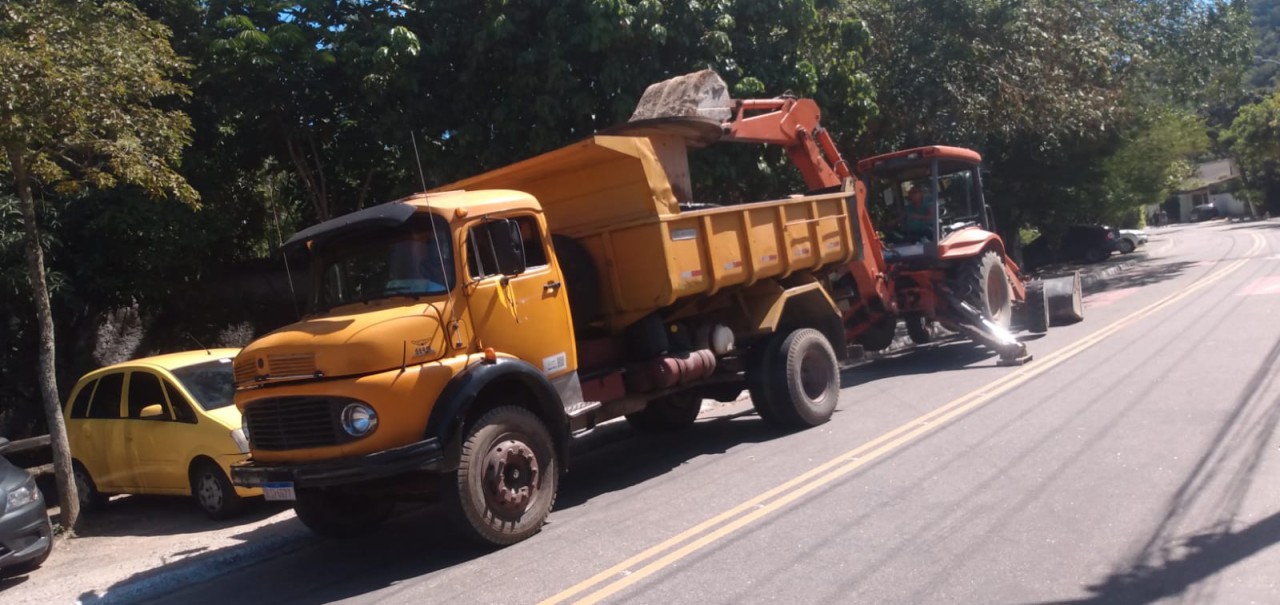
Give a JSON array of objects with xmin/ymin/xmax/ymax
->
[
  {"xmin": 0, "ymin": 438, "xmax": 53, "ymax": 578},
  {"xmin": 1022, "ymin": 225, "xmax": 1118, "ymax": 270}
]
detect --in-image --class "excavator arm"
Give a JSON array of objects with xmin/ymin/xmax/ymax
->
[{"xmin": 719, "ymin": 98, "xmax": 851, "ymax": 192}]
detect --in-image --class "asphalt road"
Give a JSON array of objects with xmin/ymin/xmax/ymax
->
[{"xmin": 146, "ymin": 221, "xmax": 1280, "ymax": 605}]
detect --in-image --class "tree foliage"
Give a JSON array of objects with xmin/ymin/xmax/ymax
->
[
  {"xmin": 844, "ymin": 0, "xmax": 1252, "ymax": 232},
  {"xmin": 1223, "ymin": 90, "xmax": 1280, "ymax": 212},
  {"xmin": 0, "ymin": 0, "xmax": 195, "ymax": 529}
]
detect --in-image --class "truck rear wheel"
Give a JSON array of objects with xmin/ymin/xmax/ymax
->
[
  {"xmin": 626, "ymin": 394, "xmax": 702, "ymax": 432},
  {"xmin": 443, "ymin": 406, "xmax": 558, "ymax": 546},
  {"xmin": 747, "ymin": 337, "xmax": 784, "ymax": 425},
  {"xmin": 294, "ymin": 488, "xmax": 394, "ymax": 538},
  {"xmin": 961, "ymin": 249, "xmax": 1012, "ymax": 329},
  {"xmin": 757, "ymin": 329, "xmax": 840, "ymax": 429}
]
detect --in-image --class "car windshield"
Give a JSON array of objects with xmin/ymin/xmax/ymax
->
[
  {"xmin": 313, "ymin": 214, "xmax": 455, "ymax": 311},
  {"xmin": 170, "ymin": 359, "xmax": 235, "ymax": 411}
]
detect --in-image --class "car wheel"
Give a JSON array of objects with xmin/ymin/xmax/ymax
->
[
  {"xmin": 1117, "ymin": 239, "xmax": 1135, "ymax": 254},
  {"xmin": 1084, "ymin": 246, "xmax": 1109, "ymax": 263},
  {"xmin": 73, "ymin": 461, "xmax": 109, "ymax": 512},
  {"xmin": 190, "ymin": 461, "xmax": 244, "ymax": 520}
]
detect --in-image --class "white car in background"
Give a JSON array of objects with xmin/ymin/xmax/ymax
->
[{"xmin": 1117, "ymin": 229, "xmax": 1148, "ymax": 254}]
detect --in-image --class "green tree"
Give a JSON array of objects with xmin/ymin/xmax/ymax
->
[
  {"xmin": 1223, "ymin": 90, "xmax": 1280, "ymax": 213},
  {"xmin": 0, "ymin": 0, "xmax": 195, "ymax": 530},
  {"xmin": 844, "ymin": 0, "xmax": 1251, "ymax": 239}
]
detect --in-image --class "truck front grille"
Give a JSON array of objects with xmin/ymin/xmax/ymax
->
[
  {"xmin": 243, "ymin": 396, "xmax": 354, "ymax": 451},
  {"xmin": 267, "ymin": 353, "xmax": 317, "ymax": 377}
]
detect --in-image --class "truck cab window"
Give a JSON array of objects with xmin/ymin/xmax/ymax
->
[{"xmin": 467, "ymin": 216, "xmax": 544, "ymax": 279}]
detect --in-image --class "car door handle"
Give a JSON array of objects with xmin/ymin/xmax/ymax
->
[{"xmin": 544, "ymin": 280, "xmax": 562, "ymax": 292}]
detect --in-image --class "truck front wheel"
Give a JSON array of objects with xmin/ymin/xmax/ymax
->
[
  {"xmin": 294, "ymin": 488, "xmax": 394, "ymax": 538},
  {"xmin": 757, "ymin": 328, "xmax": 840, "ymax": 429},
  {"xmin": 443, "ymin": 406, "xmax": 559, "ymax": 546}
]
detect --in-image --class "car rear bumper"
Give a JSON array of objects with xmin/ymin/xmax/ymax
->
[
  {"xmin": 0, "ymin": 499, "xmax": 53, "ymax": 571},
  {"xmin": 231, "ymin": 437, "xmax": 447, "ymax": 489}
]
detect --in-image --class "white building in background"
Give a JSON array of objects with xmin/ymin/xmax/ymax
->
[{"xmin": 1157, "ymin": 158, "xmax": 1247, "ymax": 223}]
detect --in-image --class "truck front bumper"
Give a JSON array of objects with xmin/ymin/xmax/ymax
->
[{"xmin": 231, "ymin": 437, "xmax": 447, "ymax": 489}]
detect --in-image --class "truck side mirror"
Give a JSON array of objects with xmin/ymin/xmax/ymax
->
[{"xmin": 488, "ymin": 219, "xmax": 527, "ymax": 276}]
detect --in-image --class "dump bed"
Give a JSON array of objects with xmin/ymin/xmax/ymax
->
[{"xmin": 435, "ymin": 134, "xmax": 856, "ymax": 332}]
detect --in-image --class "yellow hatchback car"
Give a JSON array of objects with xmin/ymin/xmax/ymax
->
[{"xmin": 63, "ymin": 349, "xmax": 259, "ymax": 519}]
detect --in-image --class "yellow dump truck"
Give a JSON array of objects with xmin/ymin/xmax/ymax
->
[{"xmin": 230, "ymin": 131, "xmax": 855, "ymax": 545}]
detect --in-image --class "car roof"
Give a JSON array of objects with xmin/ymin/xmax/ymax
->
[{"xmin": 81, "ymin": 348, "xmax": 240, "ymax": 379}]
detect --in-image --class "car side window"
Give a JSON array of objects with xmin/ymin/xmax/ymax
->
[
  {"xmin": 127, "ymin": 372, "xmax": 170, "ymax": 420},
  {"xmin": 162, "ymin": 380, "xmax": 198, "ymax": 424},
  {"xmin": 88, "ymin": 372, "xmax": 124, "ymax": 419},
  {"xmin": 69, "ymin": 379, "xmax": 98, "ymax": 419}
]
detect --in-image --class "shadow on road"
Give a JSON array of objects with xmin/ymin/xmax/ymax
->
[
  {"xmin": 71, "ymin": 495, "xmax": 291, "ymax": 538},
  {"xmin": 1029, "ymin": 337, "xmax": 1280, "ymax": 605},
  {"xmin": 1224, "ymin": 220, "xmax": 1280, "ymax": 231},
  {"xmin": 1083, "ymin": 260, "xmax": 1197, "ymax": 294}
]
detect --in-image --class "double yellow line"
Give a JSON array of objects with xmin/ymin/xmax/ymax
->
[{"xmin": 541, "ymin": 233, "xmax": 1266, "ymax": 605}]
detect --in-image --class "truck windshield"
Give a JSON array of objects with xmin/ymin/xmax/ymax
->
[{"xmin": 313, "ymin": 214, "xmax": 456, "ymax": 311}]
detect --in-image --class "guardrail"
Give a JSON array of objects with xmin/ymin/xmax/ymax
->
[{"xmin": 3, "ymin": 434, "xmax": 54, "ymax": 475}]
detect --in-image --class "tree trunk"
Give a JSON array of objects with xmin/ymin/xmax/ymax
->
[{"xmin": 6, "ymin": 143, "xmax": 80, "ymax": 530}]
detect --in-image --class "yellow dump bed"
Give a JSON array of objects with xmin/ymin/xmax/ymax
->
[{"xmin": 436, "ymin": 134, "xmax": 856, "ymax": 332}]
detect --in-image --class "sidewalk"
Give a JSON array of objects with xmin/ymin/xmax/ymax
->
[
  {"xmin": 1, "ymin": 497, "xmax": 308, "ymax": 605},
  {"xmin": 0, "ymin": 249, "xmax": 1151, "ymax": 605}
]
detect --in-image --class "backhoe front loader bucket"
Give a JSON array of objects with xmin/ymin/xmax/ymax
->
[{"xmin": 630, "ymin": 70, "xmax": 733, "ymax": 122}]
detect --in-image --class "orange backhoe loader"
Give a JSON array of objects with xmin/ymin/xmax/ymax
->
[{"xmin": 618, "ymin": 71, "xmax": 1084, "ymax": 364}]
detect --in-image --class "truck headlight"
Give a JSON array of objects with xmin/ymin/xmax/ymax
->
[
  {"xmin": 340, "ymin": 403, "xmax": 379, "ymax": 437},
  {"xmin": 6, "ymin": 476, "xmax": 39, "ymax": 512},
  {"xmin": 230, "ymin": 428, "xmax": 250, "ymax": 454}
]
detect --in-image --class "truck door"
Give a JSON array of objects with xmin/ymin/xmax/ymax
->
[{"xmin": 464, "ymin": 214, "xmax": 577, "ymax": 379}]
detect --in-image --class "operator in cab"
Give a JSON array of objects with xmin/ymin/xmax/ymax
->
[{"xmin": 896, "ymin": 181, "xmax": 937, "ymax": 242}]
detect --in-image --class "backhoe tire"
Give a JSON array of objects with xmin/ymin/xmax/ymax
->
[
  {"xmin": 1023, "ymin": 282, "xmax": 1050, "ymax": 334},
  {"xmin": 294, "ymin": 488, "xmax": 394, "ymax": 539},
  {"xmin": 855, "ymin": 316, "xmax": 898, "ymax": 352},
  {"xmin": 759, "ymin": 329, "xmax": 840, "ymax": 429},
  {"xmin": 626, "ymin": 394, "xmax": 702, "ymax": 432},
  {"xmin": 905, "ymin": 314, "xmax": 932, "ymax": 344},
  {"xmin": 442, "ymin": 406, "xmax": 558, "ymax": 547},
  {"xmin": 960, "ymin": 249, "xmax": 1013, "ymax": 330}
]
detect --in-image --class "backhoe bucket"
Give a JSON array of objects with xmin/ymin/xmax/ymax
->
[
  {"xmin": 630, "ymin": 70, "xmax": 733, "ymax": 122},
  {"xmin": 602, "ymin": 70, "xmax": 733, "ymax": 147}
]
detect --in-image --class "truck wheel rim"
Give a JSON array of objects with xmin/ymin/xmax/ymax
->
[
  {"xmin": 484, "ymin": 439, "xmax": 539, "ymax": 518},
  {"xmin": 198, "ymin": 472, "xmax": 223, "ymax": 511},
  {"xmin": 800, "ymin": 348, "xmax": 832, "ymax": 402}
]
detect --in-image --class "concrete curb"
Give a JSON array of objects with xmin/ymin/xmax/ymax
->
[{"xmin": 77, "ymin": 524, "xmax": 312, "ymax": 605}]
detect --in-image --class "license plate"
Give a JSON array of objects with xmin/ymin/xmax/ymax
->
[{"xmin": 262, "ymin": 481, "xmax": 296, "ymax": 501}]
